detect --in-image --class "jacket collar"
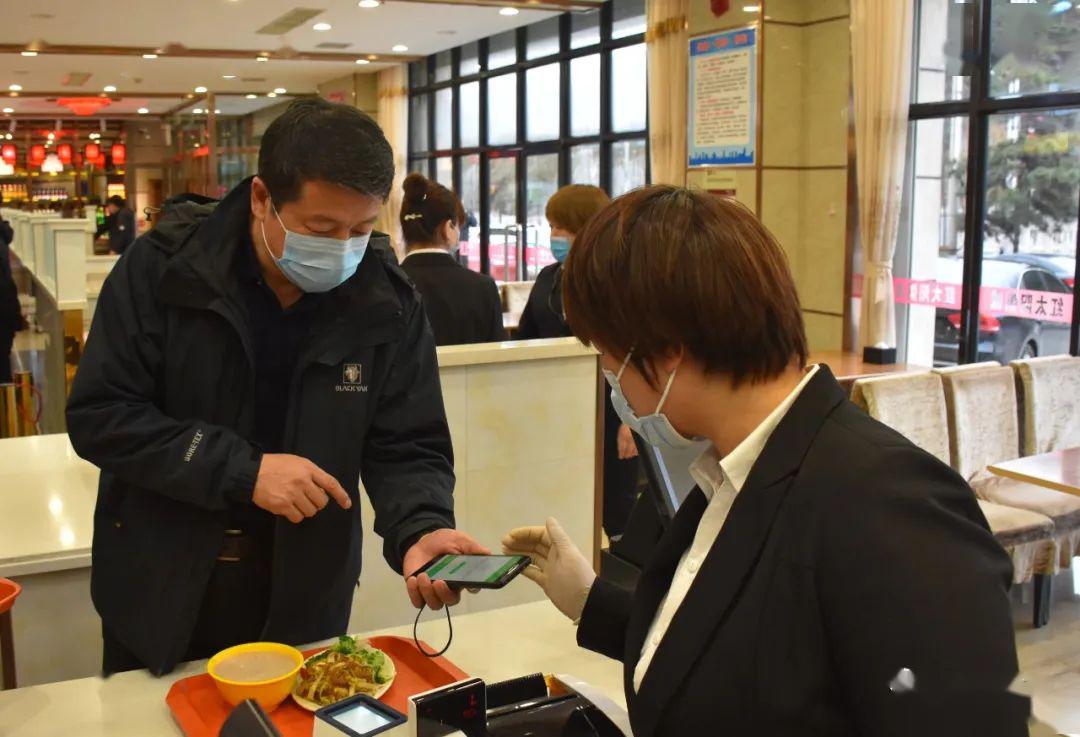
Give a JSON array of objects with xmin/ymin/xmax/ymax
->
[{"xmin": 625, "ymin": 365, "xmax": 848, "ymax": 736}]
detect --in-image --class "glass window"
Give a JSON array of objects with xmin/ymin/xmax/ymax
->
[
  {"xmin": 460, "ymin": 155, "xmax": 482, "ymax": 272},
  {"xmin": 570, "ymin": 54, "xmax": 601, "ymax": 137},
  {"xmin": 435, "ymin": 88, "xmax": 453, "ymax": 151},
  {"xmin": 611, "ymin": 44, "xmax": 648, "ymax": 132},
  {"xmin": 571, "ymin": 143, "xmax": 601, "ymax": 185},
  {"xmin": 487, "ymin": 74, "xmax": 518, "ymax": 145},
  {"xmin": 489, "ymin": 30, "xmax": 518, "ymax": 70},
  {"xmin": 409, "ymin": 94, "xmax": 429, "ymax": 153},
  {"xmin": 527, "ymin": 17, "xmax": 561, "ymax": 60},
  {"xmin": 459, "ymin": 82, "xmax": 480, "ymax": 148},
  {"xmin": 991, "ymin": 0, "xmax": 1080, "ymax": 97},
  {"xmin": 410, "ymin": 61, "xmax": 427, "ymax": 88},
  {"xmin": 526, "ymin": 154, "xmax": 560, "ymax": 278},
  {"xmin": 435, "ymin": 51, "xmax": 453, "ymax": 83},
  {"xmin": 460, "ymin": 42, "xmax": 481, "ymax": 77},
  {"xmin": 488, "ymin": 155, "xmax": 519, "ymax": 281},
  {"xmin": 612, "ymin": 0, "xmax": 647, "ymax": 39},
  {"xmin": 435, "ymin": 157, "xmax": 453, "ymax": 188},
  {"xmin": 913, "ymin": 0, "xmax": 971, "ymax": 103},
  {"xmin": 571, "ymin": 11, "xmax": 601, "ymax": 49},
  {"xmin": 526, "ymin": 64, "xmax": 561, "ymax": 142},
  {"xmin": 409, "ymin": 158, "xmax": 428, "ymax": 174},
  {"xmin": 611, "ymin": 139, "xmax": 647, "ymax": 196}
]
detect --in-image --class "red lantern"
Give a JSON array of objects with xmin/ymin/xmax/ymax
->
[
  {"xmin": 0, "ymin": 144, "xmax": 15, "ymax": 165},
  {"xmin": 30, "ymin": 144, "xmax": 45, "ymax": 165},
  {"xmin": 84, "ymin": 143, "xmax": 100, "ymax": 161},
  {"xmin": 57, "ymin": 143, "xmax": 73, "ymax": 165},
  {"xmin": 110, "ymin": 143, "xmax": 126, "ymax": 166}
]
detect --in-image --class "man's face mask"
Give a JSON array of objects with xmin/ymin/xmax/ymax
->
[{"xmin": 260, "ymin": 201, "xmax": 370, "ymax": 293}]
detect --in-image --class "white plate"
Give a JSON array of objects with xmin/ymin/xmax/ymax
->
[{"xmin": 290, "ymin": 639, "xmax": 396, "ymax": 712}]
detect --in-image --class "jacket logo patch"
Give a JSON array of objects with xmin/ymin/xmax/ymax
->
[
  {"xmin": 184, "ymin": 429, "xmax": 204, "ymax": 462},
  {"xmin": 337, "ymin": 364, "xmax": 368, "ymax": 393}
]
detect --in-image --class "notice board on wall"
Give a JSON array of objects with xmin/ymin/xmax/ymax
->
[{"xmin": 687, "ymin": 27, "xmax": 757, "ymax": 168}]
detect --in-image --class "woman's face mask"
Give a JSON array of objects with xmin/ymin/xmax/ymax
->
[
  {"xmin": 602, "ymin": 350, "xmax": 700, "ymax": 449},
  {"xmin": 261, "ymin": 202, "xmax": 370, "ymax": 293}
]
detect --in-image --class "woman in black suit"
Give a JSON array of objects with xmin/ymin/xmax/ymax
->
[
  {"xmin": 504, "ymin": 187, "xmax": 1028, "ymax": 737},
  {"xmin": 399, "ymin": 173, "xmax": 506, "ymax": 346},
  {"xmin": 517, "ymin": 185, "xmax": 641, "ymax": 541}
]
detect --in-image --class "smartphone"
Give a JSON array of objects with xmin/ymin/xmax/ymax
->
[{"xmin": 412, "ymin": 553, "xmax": 532, "ymax": 589}]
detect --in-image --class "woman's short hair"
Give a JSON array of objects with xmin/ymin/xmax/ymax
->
[
  {"xmin": 562, "ymin": 186, "xmax": 808, "ymax": 386},
  {"xmin": 400, "ymin": 172, "xmax": 465, "ymax": 246},
  {"xmin": 545, "ymin": 185, "xmax": 611, "ymax": 235}
]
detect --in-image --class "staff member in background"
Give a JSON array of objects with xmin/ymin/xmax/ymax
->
[
  {"xmin": 0, "ymin": 195, "xmax": 26, "ymax": 382},
  {"xmin": 504, "ymin": 187, "xmax": 1027, "ymax": 736},
  {"xmin": 399, "ymin": 173, "xmax": 505, "ymax": 346},
  {"xmin": 95, "ymin": 195, "xmax": 136, "ymax": 255},
  {"xmin": 517, "ymin": 184, "xmax": 639, "ymax": 540},
  {"xmin": 67, "ymin": 98, "xmax": 485, "ymax": 676}
]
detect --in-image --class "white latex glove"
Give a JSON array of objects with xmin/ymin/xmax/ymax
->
[{"xmin": 502, "ymin": 517, "xmax": 597, "ymax": 622}]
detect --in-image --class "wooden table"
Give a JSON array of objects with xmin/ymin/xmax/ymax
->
[
  {"xmin": 988, "ymin": 448, "xmax": 1080, "ymax": 498},
  {"xmin": 809, "ymin": 350, "xmax": 928, "ymax": 393}
]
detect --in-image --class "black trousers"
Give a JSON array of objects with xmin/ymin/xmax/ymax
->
[
  {"xmin": 102, "ymin": 536, "xmax": 272, "ymax": 675},
  {"xmin": 0, "ymin": 329, "xmax": 13, "ymax": 383}
]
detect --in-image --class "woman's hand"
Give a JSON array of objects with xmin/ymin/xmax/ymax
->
[
  {"xmin": 502, "ymin": 518, "xmax": 596, "ymax": 622},
  {"xmin": 617, "ymin": 423, "xmax": 639, "ymax": 459}
]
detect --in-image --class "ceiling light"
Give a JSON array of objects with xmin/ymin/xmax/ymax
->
[
  {"xmin": 137, "ymin": 107, "xmax": 149, "ymax": 114},
  {"xmin": 355, "ymin": 59, "xmax": 370, "ymax": 65},
  {"xmin": 313, "ymin": 22, "xmax": 332, "ymax": 31},
  {"xmin": 214, "ymin": 109, "xmax": 221, "ymax": 114},
  {"xmin": 222, "ymin": 74, "xmax": 236, "ymax": 79},
  {"xmin": 21, "ymin": 51, "xmax": 38, "ymax": 57},
  {"xmin": 267, "ymin": 92, "xmax": 278, "ymax": 98},
  {"xmin": 8, "ymin": 85, "xmax": 22, "ymax": 92},
  {"xmin": 1, "ymin": 108, "xmax": 12, "ymax": 114},
  {"xmin": 358, "ymin": 0, "xmax": 381, "ymax": 7},
  {"xmin": 245, "ymin": 93, "xmax": 257, "ymax": 99},
  {"xmin": 392, "ymin": 44, "xmax": 408, "ymax": 52},
  {"xmin": 193, "ymin": 108, "xmax": 204, "ymax": 114},
  {"xmin": 142, "ymin": 53, "xmax": 158, "ymax": 59},
  {"xmin": 4, "ymin": 134, "xmax": 11, "ymax": 140},
  {"xmin": 47, "ymin": 132, "xmax": 54, "ymax": 140},
  {"xmin": 195, "ymin": 86, "xmax": 208, "ymax": 93},
  {"xmin": 103, "ymin": 85, "xmax": 117, "ymax": 92},
  {"xmin": 256, "ymin": 56, "xmax": 268, "ymax": 62},
  {"xmin": 499, "ymin": 7, "xmax": 519, "ymax": 15},
  {"xmin": 742, "ymin": 4, "xmax": 760, "ymax": 11},
  {"xmin": 89, "ymin": 132, "xmax": 100, "ymax": 139},
  {"xmin": 273, "ymin": 87, "xmax": 286, "ymax": 94}
]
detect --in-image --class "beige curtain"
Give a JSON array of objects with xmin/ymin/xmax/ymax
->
[
  {"xmin": 375, "ymin": 64, "xmax": 408, "ymax": 259},
  {"xmin": 646, "ymin": 0, "xmax": 689, "ymax": 187},
  {"xmin": 852, "ymin": 0, "xmax": 914, "ymax": 349}
]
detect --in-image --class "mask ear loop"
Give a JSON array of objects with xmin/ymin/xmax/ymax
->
[
  {"xmin": 413, "ymin": 603, "xmax": 453, "ymax": 658},
  {"xmin": 654, "ymin": 362, "xmax": 679, "ymax": 414}
]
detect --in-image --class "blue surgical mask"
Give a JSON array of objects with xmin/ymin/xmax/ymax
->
[
  {"xmin": 602, "ymin": 350, "xmax": 701, "ymax": 449},
  {"xmin": 550, "ymin": 236, "xmax": 572, "ymax": 264},
  {"xmin": 261, "ymin": 202, "xmax": 370, "ymax": 293}
]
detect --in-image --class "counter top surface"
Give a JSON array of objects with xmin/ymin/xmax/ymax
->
[
  {"xmin": 0, "ymin": 601, "xmax": 624, "ymax": 737},
  {"xmin": 436, "ymin": 337, "xmax": 595, "ymax": 367}
]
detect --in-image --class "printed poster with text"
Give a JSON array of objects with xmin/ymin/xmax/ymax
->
[{"xmin": 688, "ymin": 27, "xmax": 757, "ymax": 167}]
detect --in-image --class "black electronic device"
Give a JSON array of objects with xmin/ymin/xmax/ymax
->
[
  {"xmin": 219, "ymin": 700, "xmax": 282, "ymax": 737},
  {"xmin": 412, "ymin": 554, "xmax": 531, "ymax": 589}
]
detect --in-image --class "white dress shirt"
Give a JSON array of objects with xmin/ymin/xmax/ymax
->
[
  {"xmin": 632, "ymin": 365, "xmax": 820, "ymax": 691},
  {"xmin": 402, "ymin": 247, "xmax": 453, "ymax": 261}
]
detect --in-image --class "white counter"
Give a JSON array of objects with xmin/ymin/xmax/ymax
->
[{"xmin": 0, "ymin": 600, "xmax": 625, "ymax": 737}]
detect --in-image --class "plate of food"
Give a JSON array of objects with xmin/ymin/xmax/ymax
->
[{"xmin": 291, "ymin": 635, "xmax": 397, "ymax": 711}]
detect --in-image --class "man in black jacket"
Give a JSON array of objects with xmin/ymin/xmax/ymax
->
[
  {"xmin": 95, "ymin": 195, "xmax": 136, "ymax": 254},
  {"xmin": 67, "ymin": 99, "xmax": 485, "ymax": 675},
  {"xmin": 0, "ymin": 201, "xmax": 24, "ymax": 382}
]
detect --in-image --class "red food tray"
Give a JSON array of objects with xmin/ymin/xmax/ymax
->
[
  {"xmin": 166, "ymin": 636, "xmax": 468, "ymax": 737},
  {"xmin": 0, "ymin": 579, "xmax": 20, "ymax": 614}
]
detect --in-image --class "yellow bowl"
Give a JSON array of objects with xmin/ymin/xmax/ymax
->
[{"xmin": 207, "ymin": 642, "xmax": 305, "ymax": 713}]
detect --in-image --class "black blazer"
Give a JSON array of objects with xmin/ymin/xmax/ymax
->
[
  {"xmin": 578, "ymin": 366, "xmax": 1028, "ymax": 737},
  {"xmin": 401, "ymin": 251, "xmax": 506, "ymax": 346},
  {"xmin": 515, "ymin": 263, "xmax": 571, "ymax": 340}
]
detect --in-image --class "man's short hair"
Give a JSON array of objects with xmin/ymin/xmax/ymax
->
[
  {"xmin": 258, "ymin": 98, "xmax": 395, "ymax": 205},
  {"xmin": 106, "ymin": 195, "xmax": 126, "ymax": 208},
  {"xmin": 563, "ymin": 186, "xmax": 808, "ymax": 387}
]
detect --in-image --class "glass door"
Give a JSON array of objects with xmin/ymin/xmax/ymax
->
[{"xmin": 487, "ymin": 152, "xmax": 520, "ymax": 281}]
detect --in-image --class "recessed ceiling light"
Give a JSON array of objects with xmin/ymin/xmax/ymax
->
[
  {"xmin": 142, "ymin": 53, "xmax": 158, "ymax": 59},
  {"xmin": 4, "ymin": 134, "xmax": 11, "ymax": 139},
  {"xmin": 137, "ymin": 107, "xmax": 149, "ymax": 114},
  {"xmin": 47, "ymin": 132, "xmax": 54, "ymax": 140},
  {"xmin": 358, "ymin": 0, "xmax": 381, "ymax": 7},
  {"xmin": 355, "ymin": 59, "xmax": 370, "ymax": 65},
  {"xmin": 8, "ymin": 84, "xmax": 22, "ymax": 92},
  {"xmin": 392, "ymin": 44, "xmax": 408, "ymax": 52},
  {"xmin": 256, "ymin": 56, "xmax": 268, "ymax": 62},
  {"xmin": 214, "ymin": 109, "xmax": 221, "ymax": 114},
  {"xmin": 193, "ymin": 108, "xmax": 204, "ymax": 114},
  {"xmin": 103, "ymin": 85, "xmax": 117, "ymax": 92},
  {"xmin": 742, "ymin": 4, "xmax": 760, "ymax": 11},
  {"xmin": 267, "ymin": 92, "xmax": 278, "ymax": 98},
  {"xmin": 2, "ymin": 108, "xmax": 12, "ymax": 114},
  {"xmin": 89, "ymin": 132, "xmax": 100, "ymax": 139},
  {"xmin": 245, "ymin": 93, "xmax": 257, "ymax": 99},
  {"xmin": 222, "ymin": 74, "xmax": 237, "ymax": 79},
  {"xmin": 273, "ymin": 87, "xmax": 286, "ymax": 94},
  {"xmin": 499, "ymin": 7, "xmax": 519, "ymax": 15},
  {"xmin": 313, "ymin": 22, "xmax": 332, "ymax": 31},
  {"xmin": 21, "ymin": 51, "xmax": 37, "ymax": 57},
  {"xmin": 195, "ymin": 86, "xmax": 208, "ymax": 93}
]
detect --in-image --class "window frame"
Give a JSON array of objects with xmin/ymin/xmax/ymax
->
[
  {"xmin": 408, "ymin": 3, "xmax": 649, "ymax": 278},
  {"xmin": 908, "ymin": 0, "xmax": 1080, "ymax": 361}
]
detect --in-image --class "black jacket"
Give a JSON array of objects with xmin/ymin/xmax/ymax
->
[
  {"xmin": 66, "ymin": 179, "xmax": 455, "ymax": 674},
  {"xmin": 400, "ymin": 251, "xmax": 506, "ymax": 346},
  {"xmin": 0, "ymin": 217, "xmax": 20, "ymax": 334},
  {"xmin": 578, "ymin": 366, "xmax": 1027, "ymax": 737},
  {"xmin": 515, "ymin": 263, "xmax": 571, "ymax": 340},
  {"xmin": 96, "ymin": 207, "xmax": 136, "ymax": 254}
]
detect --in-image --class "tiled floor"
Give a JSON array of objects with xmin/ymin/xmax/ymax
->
[{"xmin": 1015, "ymin": 567, "xmax": 1080, "ymax": 734}]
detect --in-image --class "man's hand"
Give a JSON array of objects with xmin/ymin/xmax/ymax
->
[
  {"xmin": 617, "ymin": 423, "xmax": 639, "ymax": 460},
  {"xmin": 404, "ymin": 529, "xmax": 490, "ymax": 611},
  {"xmin": 252, "ymin": 453, "xmax": 352, "ymax": 523}
]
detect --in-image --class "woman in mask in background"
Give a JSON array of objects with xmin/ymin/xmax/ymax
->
[
  {"xmin": 518, "ymin": 184, "xmax": 641, "ymax": 541},
  {"xmin": 399, "ymin": 173, "xmax": 506, "ymax": 346}
]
